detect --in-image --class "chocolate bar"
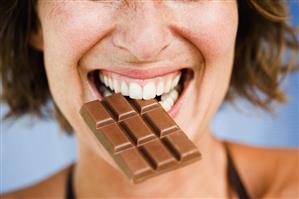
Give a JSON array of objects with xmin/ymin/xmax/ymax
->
[{"xmin": 80, "ymin": 93, "xmax": 201, "ymax": 183}]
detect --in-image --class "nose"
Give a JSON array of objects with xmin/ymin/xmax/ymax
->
[{"xmin": 112, "ymin": 2, "xmax": 173, "ymax": 63}]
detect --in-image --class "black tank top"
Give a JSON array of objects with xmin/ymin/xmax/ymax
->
[{"xmin": 66, "ymin": 150, "xmax": 251, "ymax": 199}]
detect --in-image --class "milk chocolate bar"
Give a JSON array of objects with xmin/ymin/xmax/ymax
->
[{"xmin": 80, "ymin": 93, "xmax": 201, "ymax": 183}]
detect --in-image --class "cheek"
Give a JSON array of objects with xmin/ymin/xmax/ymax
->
[
  {"xmin": 175, "ymin": 2, "xmax": 238, "ymax": 134},
  {"xmin": 38, "ymin": 1, "xmax": 116, "ymax": 66},
  {"xmin": 37, "ymin": 2, "xmax": 118, "ymax": 110},
  {"xmin": 179, "ymin": 1, "xmax": 238, "ymax": 108},
  {"xmin": 172, "ymin": 1, "xmax": 238, "ymax": 63}
]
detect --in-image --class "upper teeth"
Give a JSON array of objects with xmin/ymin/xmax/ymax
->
[{"xmin": 99, "ymin": 71, "xmax": 181, "ymax": 100}]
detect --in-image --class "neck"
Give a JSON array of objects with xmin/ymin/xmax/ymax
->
[{"xmin": 74, "ymin": 130, "xmax": 228, "ymax": 197}]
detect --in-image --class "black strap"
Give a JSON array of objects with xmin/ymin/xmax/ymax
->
[
  {"xmin": 226, "ymin": 147, "xmax": 251, "ymax": 199},
  {"xmin": 66, "ymin": 168, "xmax": 75, "ymax": 199}
]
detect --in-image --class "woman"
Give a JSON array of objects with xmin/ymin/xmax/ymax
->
[{"xmin": 1, "ymin": 0, "xmax": 298, "ymax": 198}]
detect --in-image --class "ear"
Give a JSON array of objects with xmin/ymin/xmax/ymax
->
[{"xmin": 29, "ymin": 28, "xmax": 44, "ymax": 51}]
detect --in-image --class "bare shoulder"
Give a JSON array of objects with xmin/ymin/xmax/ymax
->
[
  {"xmin": 2, "ymin": 165, "xmax": 72, "ymax": 199},
  {"xmin": 227, "ymin": 142, "xmax": 299, "ymax": 198}
]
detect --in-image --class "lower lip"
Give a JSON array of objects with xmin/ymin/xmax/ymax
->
[{"xmin": 168, "ymin": 78, "xmax": 192, "ymax": 117}]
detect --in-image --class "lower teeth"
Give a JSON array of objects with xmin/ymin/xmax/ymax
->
[
  {"xmin": 102, "ymin": 88, "xmax": 113, "ymax": 97},
  {"xmin": 159, "ymin": 88, "xmax": 179, "ymax": 111},
  {"xmin": 100, "ymin": 84, "xmax": 180, "ymax": 112}
]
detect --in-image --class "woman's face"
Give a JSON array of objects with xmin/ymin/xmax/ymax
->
[{"xmin": 35, "ymin": 0, "xmax": 238, "ymax": 159}]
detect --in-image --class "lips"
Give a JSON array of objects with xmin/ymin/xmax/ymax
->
[
  {"xmin": 88, "ymin": 68, "xmax": 193, "ymax": 113},
  {"xmin": 100, "ymin": 70, "xmax": 180, "ymax": 98}
]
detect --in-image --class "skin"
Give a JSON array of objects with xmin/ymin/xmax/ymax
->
[
  {"xmin": 36, "ymin": 1, "xmax": 237, "ymax": 197},
  {"xmin": 3, "ymin": 0, "xmax": 298, "ymax": 198}
]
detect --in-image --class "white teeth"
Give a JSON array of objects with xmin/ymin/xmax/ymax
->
[
  {"xmin": 103, "ymin": 89, "xmax": 112, "ymax": 97},
  {"xmin": 129, "ymin": 82, "xmax": 142, "ymax": 99},
  {"xmin": 159, "ymin": 88, "xmax": 179, "ymax": 111},
  {"xmin": 108, "ymin": 78, "xmax": 113, "ymax": 90},
  {"xmin": 161, "ymin": 89, "xmax": 178, "ymax": 101},
  {"xmin": 120, "ymin": 81, "xmax": 129, "ymax": 96},
  {"xmin": 113, "ymin": 79, "xmax": 120, "ymax": 93},
  {"xmin": 143, "ymin": 82, "xmax": 156, "ymax": 100},
  {"xmin": 164, "ymin": 78, "xmax": 172, "ymax": 94},
  {"xmin": 99, "ymin": 71, "xmax": 182, "ymax": 100},
  {"xmin": 161, "ymin": 92, "xmax": 169, "ymax": 101},
  {"xmin": 99, "ymin": 73, "xmax": 104, "ymax": 83},
  {"xmin": 160, "ymin": 98, "xmax": 174, "ymax": 112},
  {"xmin": 170, "ymin": 89, "xmax": 178, "ymax": 100},
  {"xmin": 103, "ymin": 76, "xmax": 108, "ymax": 87},
  {"xmin": 156, "ymin": 81, "xmax": 164, "ymax": 96},
  {"xmin": 171, "ymin": 73, "xmax": 181, "ymax": 88}
]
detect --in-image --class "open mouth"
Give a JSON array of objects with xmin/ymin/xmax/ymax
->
[{"xmin": 88, "ymin": 68, "xmax": 193, "ymax": 114}]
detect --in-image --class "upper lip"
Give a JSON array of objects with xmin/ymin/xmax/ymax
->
[{"xmin": 89, "ymin": 65, "xmax": 191, "ymax": 79}]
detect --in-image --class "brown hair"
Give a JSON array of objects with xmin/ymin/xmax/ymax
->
[
  {"xmin": 229, "ymin": 0, "xmax": 299, "ymax": 110},
  {"xmin": 1, "ymin": 0, "xmax": 298, "ymax": 132}
]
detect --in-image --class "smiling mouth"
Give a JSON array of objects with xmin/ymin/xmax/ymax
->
[{"xmin": 88, "ymin": 68, "xmax": 193, "ymax": 113}]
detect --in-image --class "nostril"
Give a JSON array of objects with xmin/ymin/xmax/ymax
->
[
  {"xmin": 111, "ymin": 25, "xmax": 172, "ymax": 63},
  {"xmin": 112, "ymin": 35, "xmax": 171, "ymax": 63}
]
